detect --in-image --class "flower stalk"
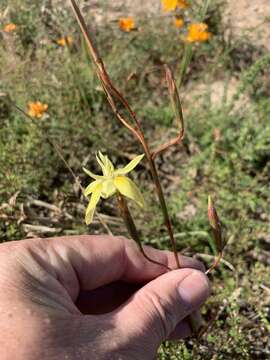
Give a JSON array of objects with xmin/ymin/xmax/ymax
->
[
  {"xmin": 69, "ymin": 0, "xmax": 181, "ymax": 269},
  {"xmin": 117, "ymin": 194, "xmax": 171, "ymax": 271}
]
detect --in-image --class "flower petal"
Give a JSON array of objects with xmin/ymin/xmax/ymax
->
[
  {"xmin": 105, "ymin": 157, "xmax": 114, "ymax": 175},
  {"xmin": 96, "ymin": 152, "xmax": 114, "ymax": 176},
  {"xmin": 84, "ymin": 180, "xmax": 102, "ymax": 197},
  {"xmin": 114, "ymin": 176, "xmax": 145, "ymax": 207},
  {"xmin": 114, "ymin": 154, "xmax": 144, "ymax": 176},
  {"xmin": 83, "ymin": 167, "xmax": 103, "ymax": 180},
  {"xmin": 101, "ymin": 179, "xmax": 116, "ymax": 198},
  {"xmin": 85, "ymin": 186, "xmax": 102, "ymax": 225},
  {"xmin": 96, "ymin": 152, "xmax": 107, "ymax": 175}
]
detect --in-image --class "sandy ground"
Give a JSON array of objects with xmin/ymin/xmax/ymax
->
[{"xmin": 226, "ymin": 0, "xmax": 270, "ymax": 51}]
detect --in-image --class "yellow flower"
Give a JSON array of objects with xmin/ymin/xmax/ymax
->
[
  {"xmin": 4, "ymin": 23, "xmax": 17, "ymax": 33},
  {"xmin": 83, "ymin": 152, "xmax": 145, "ymax": 225},
  {"xmin": 186, "ymin": 23, "xmax": 211, "ymax": 42},
  {"xmin": 27, "ymin": 101, "xmax": 48, "ymax": 118},
  {"xmin": 57, "ymin": 36, "xmax": 73, "ymax": 47},
  {"xmin": 174, "ymin": 17, "xmax": 184, "ymax": 28},
  {"xmin": 119, "ymin": 17, "xmax": 135, "ymax": 32},
  {"xmin": 162, "ymin": 0, "xmax": 189, "ymax": 12}
]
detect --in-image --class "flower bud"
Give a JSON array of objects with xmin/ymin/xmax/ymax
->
[{"xmin": 208, "ymin": 196, "xmax": 223, "ymax": 253}]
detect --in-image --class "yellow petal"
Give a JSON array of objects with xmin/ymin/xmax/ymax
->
[
  {"xmin": 101, "ymin": 179, "xmax": 116, "ymax": 198},
  {"xmin": 104, "ymin": 157, "xmax": 114, "ymax": 175},
  {"xmin": 83, "ymin": 167, "xmax": 103, "ymax": 180},
  {"xmin": 96, "ymin": 153, "xmax": 107, "ymax": 175},
  {"xmin": 85, "ymin": 186, "xmax": 102, "ymax": 225},
  {"xmin": 96, "ymin": 152, "xmax": 114, "ymax": 176},
  {"xmin": 84, "ymin": 180, "xmax": 102, "ymax": 197},
  {"xmin": 114, "ymin": 154, "xmax": 144, "ymax": 176},
  {"xmin": 114, "ymin": 176, "xmax": 145, "ymax": 207}
]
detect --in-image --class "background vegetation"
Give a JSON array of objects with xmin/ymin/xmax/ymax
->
[{"xmin": 0, "ymin": 0, "xmax": 269, "ymax": 358}]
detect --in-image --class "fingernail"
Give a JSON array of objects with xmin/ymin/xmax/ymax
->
[{"xmin": 178, "ymin": 271, "xmax": 210, "ymax": 310}]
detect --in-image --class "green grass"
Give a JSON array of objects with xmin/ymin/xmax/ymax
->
[{"xmin": 1, "ymin": 0, "xmax": 270, "ymax": 358}]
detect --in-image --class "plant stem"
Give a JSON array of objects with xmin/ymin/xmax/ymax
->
[
  {"xmin": 69, "ymin": 0, "xmax": 181, "ymax": 269},
  {"xmin": 117, "ymin": 194, "xmax": 171, "ymax": 271},
  {"xmin": 205, "ymin": 251, "xmax": 222, "ymax": 275},
  {"xmin": 145, "ymin": 152, "xmax": 181, "ymax": 269},
  {"xmin": 178, "ymin": 43, "xmax": 193, "ymax": 89},
  {"xmin": 69, "ymin": 2, "xmax": 200, "ymax": 334}
]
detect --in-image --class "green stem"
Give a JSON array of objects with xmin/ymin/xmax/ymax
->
[
  {"xmin": 117, "ymin": 194, "xmax": 171, "ymax": 271},
  {"xmin": 146, "ymin": 153, "xmax": 181, "ymax": 269},
  {"xmin": 178, "ymin": 43, "xmax": 193, "ymax": 89}
]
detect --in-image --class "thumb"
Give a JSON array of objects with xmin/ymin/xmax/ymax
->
[{"xmin": 117, "ymin": 269, "xmax": 210, "ymax": 353}]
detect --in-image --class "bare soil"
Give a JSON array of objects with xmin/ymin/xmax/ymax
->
[{"xmin": 226, "ymin": 0, "xmax": 270, "ymax": 50}]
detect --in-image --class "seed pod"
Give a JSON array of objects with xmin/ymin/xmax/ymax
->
[{"xmin": 208, "ymin": 196, "xmax": 223, "ymax": 253}]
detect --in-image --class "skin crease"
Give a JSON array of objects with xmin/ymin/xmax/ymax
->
[{"xmin": 0, "ymin": 235, "xmax": 210, "ymax": 360}]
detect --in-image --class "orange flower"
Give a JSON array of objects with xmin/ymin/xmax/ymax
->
[
  {"xmin": 186, "ymin": 23, "xmax": 211, "ymax": 42},
  {"xmin": 28, "ymin": 102, "xmax": 48, "ymax": 119},
  {"xmin": 162, "ymin": 0, "xmax": 189, "ymax": 12},
  {"xmin": 3, "ymin": 23, "xmax": 17, "ymax": 33},
  {"xmin": 174, "ymin": 17, "xmax": 184, "ymax": 28},
  {"xmin": 57, "ymin": 36, "xmax": 73, "ymax": 47},
  {"xmin": 119, "ymin": 17, "xmax": 135, "ymax": 32}
]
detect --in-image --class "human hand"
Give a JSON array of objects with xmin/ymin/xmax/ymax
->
[{"xmin": 0, "ymin": 235, "xmax": 210, "ymax": 359}]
